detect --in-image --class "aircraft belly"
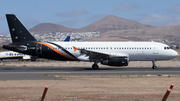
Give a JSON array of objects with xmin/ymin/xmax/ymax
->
[{"xmin": 130, "ymin": 54, "xmax": 154, "ymax": 61}]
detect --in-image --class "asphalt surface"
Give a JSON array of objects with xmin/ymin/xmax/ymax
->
[{"xmin": 0, "ymin": 66, "xmax": 180, "ymax": 80}]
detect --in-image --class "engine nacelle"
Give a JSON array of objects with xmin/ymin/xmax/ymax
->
[{"xmin": 101, "ymin": 57, "xmax": 129, "ymax": 66}]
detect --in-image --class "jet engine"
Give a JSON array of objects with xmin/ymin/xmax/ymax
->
[{"xmin": 101, "ymin": 57, "xmax": 129, "ymax": 66}]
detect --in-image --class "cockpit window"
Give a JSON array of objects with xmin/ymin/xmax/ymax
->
[{"xmin": 164, "ymin": 47, "xmax": 170, "ymax": 50}]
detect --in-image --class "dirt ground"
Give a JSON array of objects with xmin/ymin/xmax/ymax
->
[{"xmin": 0, "ymin": 75, "xmax": 180, "ymax": 101}]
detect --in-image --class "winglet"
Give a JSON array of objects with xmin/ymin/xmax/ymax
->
[{"xmin": 73, "ymin": 46, "xmax": 78, "ymax": 52}]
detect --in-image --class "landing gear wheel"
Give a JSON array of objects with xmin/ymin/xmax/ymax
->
[
  {"xmin": 31, "ymin": 59, "xmax": 36, "ymax": 61},
  {"xmin": 152, "ymin": 60, "xmax": 157, "ymax": 69},
  {"xmin": 152, "ymin": 66, "xmax": 157, "ymax": 69},
  {"xmin": 92, "ymin": 64, "xmax": 99, "ymax": 70}
]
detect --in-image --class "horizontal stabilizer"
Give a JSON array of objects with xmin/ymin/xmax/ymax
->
[{"xmin": 3, "ymin": 44, "xmax": 27, "ymax": 51}]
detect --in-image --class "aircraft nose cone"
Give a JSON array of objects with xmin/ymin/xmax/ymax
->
[{"xmin": 171, "ymin": 50, "xmax": 178, "ymax": 58}]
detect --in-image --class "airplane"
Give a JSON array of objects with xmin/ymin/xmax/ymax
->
[
  {"xmin": 0, "ymin": 51, "xmax": 37, "ymax": 61},
  {"xmin": 2, "ymin": 14, "xmax": 178, "ymax": 69}
]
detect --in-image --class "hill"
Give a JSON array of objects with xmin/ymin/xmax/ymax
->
[
  {"xmin": 29, "ymin": 23, "xmax": 77, "ymax": 33},
  {"xmin": 77, "ymin": 15, "xmax": 155, "ymax": 32},
  {"xmin": 29, "ymin": 15, "xmax": 155, "ymax": 33},
  {"xmin": 86, "ymin": 24, "xmax": 180, "ymax": 45}
]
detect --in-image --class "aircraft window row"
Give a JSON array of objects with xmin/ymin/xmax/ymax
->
[
  {"xmin": 5, "ymin": 53, "xmax": 25, "ymax": 56},
  {"xmin": 62, "ymin": 47, "xmax": 152, "ymax": 50},
  {"xmin": 113, "ymin": 47, "xmax": 151, "ymax": 49},
  {"xmin": 164, "ymin": 47, "xmax": 170, "ymax": 50}
]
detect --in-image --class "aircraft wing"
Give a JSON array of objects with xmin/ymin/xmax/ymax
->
[{"xmin": 73, "ymin": 46, "xmax": 129, "ymax": 60}]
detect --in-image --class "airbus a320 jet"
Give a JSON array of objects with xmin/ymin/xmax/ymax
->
[{"xmin": 3, "ymin": 14, "xmax": 178, "ymax": 69}]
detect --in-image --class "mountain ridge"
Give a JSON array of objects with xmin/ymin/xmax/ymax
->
[
  {"xmin": 78, "ymin": 15, "xmax": 155, "ymax": 32},
  {"xmin": 29, "ymin": 23, "xmax": 77, "ymax": 33},
  {"xmin": 29, "ymin": 15, "xmax": 155, "ymax": 33}
]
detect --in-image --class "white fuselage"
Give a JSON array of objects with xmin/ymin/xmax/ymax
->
[{"xmin": 49, "ymin": 41, "xmax": 178, "ymax": 62}]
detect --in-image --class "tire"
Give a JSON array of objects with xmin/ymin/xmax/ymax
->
[
  {"xmin": 92, "ymin": 64, "xmax": 99, "ymax": 70},
  {"xmin": 152, "ymin": 66, "xmax": 157, "ymax": 69}
]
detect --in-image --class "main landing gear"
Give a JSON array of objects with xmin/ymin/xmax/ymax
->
[
  {"xmin": 152, "ymin": 60, "xmax": 157, "ymax": 69},
  {"xmin": 92, "ymin": 63, "xmax": 99, "ymax": 70}
]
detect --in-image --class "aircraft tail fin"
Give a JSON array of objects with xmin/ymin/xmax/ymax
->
[
  {"xmin": 6, "ymin": 14, "xmax": 37, "ymax": 43},
  {"xmin": 64, "ymin": 36, "xmax": 70, "ymax": 42}
]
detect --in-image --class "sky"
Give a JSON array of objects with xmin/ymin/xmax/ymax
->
[{"xmin": 0, "ymin": 0, "xmax": 180, "ymax": 34}]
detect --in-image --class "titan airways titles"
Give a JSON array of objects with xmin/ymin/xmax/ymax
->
[{"xmin": 3, "ymin": 14, "xmax": 178, "ymax": 69}]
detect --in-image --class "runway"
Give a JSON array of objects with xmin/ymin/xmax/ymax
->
[{"xmin": 0, "ymin": 66, "xmax": 180, "ymax": 80}]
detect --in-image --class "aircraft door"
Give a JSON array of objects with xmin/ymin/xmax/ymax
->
[
  {"xmin": 153, "ymin": 46, "xmax": 159, "ymax": 54},
  {"xmin": 36, "ymin": 43, "xmax": 42, "ymax": 54}
]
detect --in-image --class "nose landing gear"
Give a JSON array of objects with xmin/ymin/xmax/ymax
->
[{"xmin": 152, "ymin": 60, "xmax": 157, "ymax": 69}]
